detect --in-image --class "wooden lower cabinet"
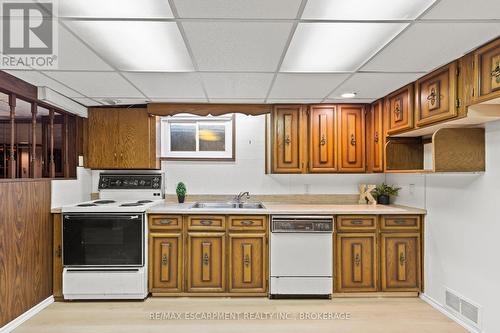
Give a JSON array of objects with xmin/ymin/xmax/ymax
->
[
  {"xmin": 229, "ymin": 234, "xmax": 266, "ymax": 293},
  {"xmin": 381, "ymin": 233, "xmax": 421, "ymax": 292},
  {"xmin": 336, "ymin": 233, "xmax": 377, "ymax": 292},
  {"xmin": 187, "ymin": 232, "xmax": 226, "ymax": 293},
  {"xmin": 149, "ymin": 233, "xmax": 183, "ymax": 293},
  {"xmin": 53, "ymin": 214, "xmax": 63, "ymax": 300}
]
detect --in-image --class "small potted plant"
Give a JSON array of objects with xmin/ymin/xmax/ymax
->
[
  {"xmin": 372, "ymin": 183, "xmax": 401, "ymax": 205},
  {"xmin": 176, "ymin": 182, "xmax": 187, "ymax": 204}
]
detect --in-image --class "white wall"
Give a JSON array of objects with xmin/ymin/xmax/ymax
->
[
  {"xmin": 51, "ymin": 167, "xmax": 92, "ymax": 208},
  {"xmin": 386, "ymin": 120, "xmax": 500, "ymax": 333},
  {"xmin": 162, "ymin": 114, "xmax": 384, "ymax": 195}
]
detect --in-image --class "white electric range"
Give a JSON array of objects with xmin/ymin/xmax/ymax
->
[{"xmin": 61, "ymin": 172, "xmax": 164, "ymax": 300}]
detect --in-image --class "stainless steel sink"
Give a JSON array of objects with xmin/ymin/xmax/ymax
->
[{"xmin": 190, "ymin": 202, "xmax": 265, "ymax": 209}]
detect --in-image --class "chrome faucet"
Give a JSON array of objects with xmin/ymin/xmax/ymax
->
[{"xmin": 234, "ymin": 191, "xmax": 250, "ymax": 203}]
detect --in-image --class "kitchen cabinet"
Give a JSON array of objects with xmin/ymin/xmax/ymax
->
[
  {"xmin": 473, "ymin": 37, "xmax": 500, "ymax": 104},
  {"xmin": 308, "ymin": 105, "xmax": 337, "ymax": 172},
  {"xmin": 86, "ymin": 108, "xmax": 158, "ymax": 169},
  {"xmin": 366, "ymin": 100, "xmax": 384, "ymax": 172},
  {"xmin": 228, "ymin": 234, "xmax": 266, "ymax": 293},
  {"xmin": 336, "ymin": 233, "xmax": 378, "ymax": 292},
  {"xmin": 381, "ymin": 233, "xmax": 421, "ymax": 292},
  {"xmin": 187, "ymin": 232, "xmax": 226, "ymax": 293},
  {"xmin": 415, "ymin": 62, "xmax": 459, "ymax": 127},
  {"xmin": 53, "ymin": 213, "xmax": 63, "ymax": 301},
  {"xmin": 271, "ymin": 105, "xmax": 306, "ymax": 173},
  {"xmin": 386, "ymin": 85, "xmax": 414, "ymax": 135},
  {"xmin": 149, "ymin": 233, "xmax": 183, "ymax": 293},
  {"xmin": 337, "ymin": 105, "xmax": 365, "ymax": 172}
]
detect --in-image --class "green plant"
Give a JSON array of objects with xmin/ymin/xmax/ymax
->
[
  {"xmin": 371, "ymin": 183, "xmax": 401, "ymax": 198},
  {"xmin": 176, "ymin": 182, "xmax": 187, "ymax": 197}
]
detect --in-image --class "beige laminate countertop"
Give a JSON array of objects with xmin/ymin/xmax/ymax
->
[{"xmin": 146, "ymin": 202, "xmax": 426, "ymax": 215}]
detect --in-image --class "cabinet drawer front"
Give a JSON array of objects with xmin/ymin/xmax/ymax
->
[
  {"xmin": 149, "ymin": 215, "xmax": 182, "ymax": 230},
  {"xmin": 187, "ymin": 216, "xmax": 226, "ymax": 231},
  {"xmin": 381, "ymin": 216, "xmax": 420, "ymax": 230},
  {"xmin": 336, "ymin": 216, "xmax": 377, "ymax": 232},
  {"xmin": 229, "ymin": 216, "xmax": 266, "ymax": 231}
]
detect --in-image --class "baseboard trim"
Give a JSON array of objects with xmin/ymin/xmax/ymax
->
[
  {"xmin": 419, "ymin": 293, "xmax": 480, "ymax": 333},
  {"xmin": 0, "ymin": 296, "xmax": 54, "ymax": 333}
]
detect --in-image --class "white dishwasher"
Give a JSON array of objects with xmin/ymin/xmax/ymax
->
[{"xmin": 270, "ymin": 215, "xmax": 334, "ymax": 298}]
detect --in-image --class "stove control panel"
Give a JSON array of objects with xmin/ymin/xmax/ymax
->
[{"xmin": 98, "ymin": 174, "xmax": 163, "ymax": 190}]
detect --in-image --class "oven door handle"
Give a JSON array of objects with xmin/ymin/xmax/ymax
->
[{"xmin": 64, "ymin": 214, "xmax": 142, "ymax": 220}]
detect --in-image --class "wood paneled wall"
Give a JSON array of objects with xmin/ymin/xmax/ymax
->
[{"xmin": 0, "ymin": 180, "xmax": 52, "ymax": 327}]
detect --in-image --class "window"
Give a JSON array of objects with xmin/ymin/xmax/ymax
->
[{"xmin": 161, "ymin": 114, "xmax": 235, "ymax": 160}]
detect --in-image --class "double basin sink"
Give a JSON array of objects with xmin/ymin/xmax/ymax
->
[{"xmin": 190, "ymin": 202, "xmax": 265, "ymax": 209}]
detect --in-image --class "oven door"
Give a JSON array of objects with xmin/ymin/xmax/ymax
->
[{"xmin": 63, "ymin": 214, "xmax": 144, "ymax": 267}]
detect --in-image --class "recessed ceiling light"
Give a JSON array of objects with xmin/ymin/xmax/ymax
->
[{"xmin": 341, "ymin": 92, "xmax": 357, "ymax": 98}]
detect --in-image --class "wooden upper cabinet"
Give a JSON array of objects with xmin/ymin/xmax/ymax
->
[
  {"xmin": 272, "ymin": 105, "xmax": 305, "ymax": 173},
  {"xmin": 228, "ymin": 234, "xmax": 266, "ymax": 293},
  {"xmin": 86, "ymin": 108, "xmax": 158, "ymax": 169},
  {"xmin": 187, "ymin": 233, "xmax": 225, "ymax": 293},
  {"xmin": 337, "ymin": 105, "xmax": 365, "ymax": 172},
  {"xmin": 386, "ymin": 85, "xmax": 414, "ymax": 135},
  {"xmin": 415, "ymin": 62, "xmax": 459, "ymax": 127},
  {"xmin": 381, "ymin": 233, "xmax": 421, "ymax": 292},
  {"xmin": 336, "ymin": 233, "xmax": 378, "ymax": 292},
  {"xmin": 149, "ymin": 233, "xmax": 183, "ymax": 293},
  {"xmin": 474, "ymin": 38, "xmax": 500, "ymax": 103},
  {"xmin": 308, "ymin": 105, "xmax": 337, "ymax": 172},
  {"xmin": 366, "ymin": 100, "xmax": 384, "ymax": 172}
]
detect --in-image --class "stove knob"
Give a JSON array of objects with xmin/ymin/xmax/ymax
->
[
  {"xmin": 139, "ymin": 180, "xmax": 146, "ymax": 185},
  {"xmin": 116, "ymin": 180, "xmax": 122, "ymax": 186}
]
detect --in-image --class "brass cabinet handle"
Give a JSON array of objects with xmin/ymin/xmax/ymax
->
[
  {"xmin": 491, "ymin": 63, "xmax": 500, "ymax": 79},
  {"xmin": 394, "ymin": 104, "xmax": 401, "ymax": 117},
  {"xmin": 399, "ymin": 252, "xmax": 406, "ymax": 265},
  {"xmin": 55, "ymin": 245, "xmax": 62, "ymax": 258},
  {"xmin": 157, "ymin": 219, "xmax": 173, "ymax": 225},
  {"xmin": 350, "ymin": 134, "xmax": 356, "ymax": 146},
  {"xmin": 427, "ymin": 87, "xmax": 438, "ymax": 105},
  {"xmin": 162, "ymin": 254, "xmax": 168, "ymax": 266},
  {"xmin": 350, "ymin": 220, "xmax": 363, "ymax": 225},
  {"xmin": 244, "ymin": 254, "xmax": 251, "ymax": 267},
  {"xmin": 284, "ymin": 135, "xmax": 291, "ymax": 145},
  {"xmin": 203, "ymin": 253, "xmax": 209, "ymax": 266},
  {"xmin": 394, "ymin": 219, "xmax": 407, "ymax": 225},
  {"xmin": 354, "ymin": 253, "xmax": 361, "ymax": 266},
  {"xmin": 374, "ymin": 131, "xmax": 379, "ymax": 143},
  {"xmin": 320, "ymin": 134, "xmax": 326, "ymax": 146},
  {"xmin": 240, "ymin": 220, "xmax": 254, "ymax": 225},
  {"xmin": 200, "ymin": 220, "xmax": 213, "ymax": 225}
]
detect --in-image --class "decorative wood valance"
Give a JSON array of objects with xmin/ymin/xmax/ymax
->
[{"xmin": 147, "ymin": 103, "xmax": 272, "ymax": 116}]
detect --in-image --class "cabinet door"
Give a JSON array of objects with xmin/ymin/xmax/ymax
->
[
  {"xmin": 187, "ymin": 233, "xmax": 225, "ymax": 292},
  {"xmin": 86, "ymin": 108, "xmax": 120, "ymax": 168},
  {"xmin": 474, "ymin": 38, "xmax": 500, "ymax": 103},
  {"xmin": 149, "ymin": 233, "xmax": 182, "ymax": 292},
  {"xmin": 381, "ymin": 233, "xmax": 421, "ymax": 292},
  {"xmin": 415, "ymin": 62, "xmax": 458, "ymax": 127},
  {"xmin": 335, "ymin": 233, "xmax": 377, "ymax": 292},
  {"xmin": 338, "ymin": 105, "xmax": 365, "ymax": 172},
  {"xmin": 229, "ymin": 234, "xmax": 266, "ymax": 293},
  {"xmin": 386, "ymin": 85, "xmax": 414, "ymax": 135},
  {"xmin": 272, "ymin": 105, "xmax": 305, "ymax": 173},
  {"xmin": 118, "ymin": 109, "xmax": 156, "ymax": 169},
  {"xmin": 366, "ymin": 100, "xmax": 384, "ymax": 172},
  {"xmin": 53, "ymin": 214, "xmax": 63, "ymax": 300},
  {"xmin": 309, "ymin": 105, "xmax": 337, "ymax": 172}
]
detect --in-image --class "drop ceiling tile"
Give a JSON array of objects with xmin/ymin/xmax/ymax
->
[
  {"xmin": 174, "ymin": 0, "xmax": 302, "ymax": 19},
  {"xmin": 325, "ymin": 98, "xmax": 376, "ymax": 104},
  {"xmin": 183, "ymin": 22, "xmax": 293, "ymax": 71},
  {"xmin": 423, "ymin": 0, "xmax": 500, "ymax": 19},
  {"xmin": 57, "ymin": 24, "xmax": 114, "ymax": 71},
  {"xmin": 201, "ymin": 73, "xmax": 274, "ymax": 98},
  {"xmin": 267, "ymin": 98, "xmax": 323, "ymax": 104},
  {"xmin": 65, "ymin": 21, "xmax": 193, "ymax": 71},
  {"xmin": 59, "ymin": 0, "xmax": 174, "ymax": 18},
  {"xmin": 329, "ymin": 73, "xmax": 422, "ymax": 99},
  {"xmin": 363, "ymin": 22, "xmax": 500, "ymax": 72},
  {"xmin": 150, "ymin": 98, "xmax": 209, "ymax": 103},
  {"xmin": 281, "ymin": 23, "xmax": 408, "ymax": 72},
  {"xmin": 269, "ymin": 73, "xmax": 349, "ymax": 99},
  {"xmin": 4, "ymin": 70, "xmax": 83, "ymax": 97},
  {"xmin": 209, "ymin": 98, "xmax": 265, "ymax": 103},
  {"xmin": 303, "ymin": 0, "xmax": 436, "ymax": 20},
  {"xmin": 72, "ymin": 97, "xmax": 102, "ymax": 106},
  {"xmin": 43, "ymin": 72, "xmax": 144, "ymax": 98},
  {"xmin": 123, "ymin": 73, "xmax": 205, "ymax": 99}
]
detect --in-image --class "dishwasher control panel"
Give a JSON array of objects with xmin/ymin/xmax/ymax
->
[{"xmin": 271, "ymin": 216, "xmax": 334, "ymax": 233}]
